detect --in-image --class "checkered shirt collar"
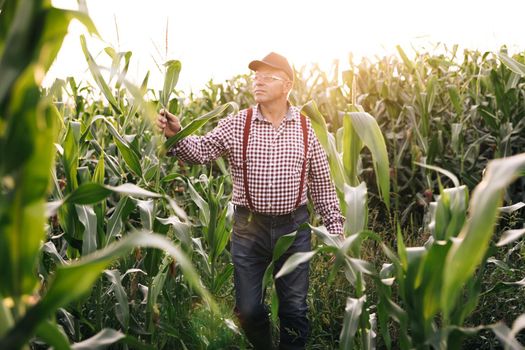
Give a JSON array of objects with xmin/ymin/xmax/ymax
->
[{"xmin": 253, "ymin": 103, "xmax": 299, "ymax": 122}]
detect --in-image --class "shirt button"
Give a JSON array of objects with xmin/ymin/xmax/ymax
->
[
  {"xmin": 268, "ymin": 203, "xmax": 272, "ymax": 208},
  {"xmin": 268, "ymin": 182, "xmax": 272, "ymax": 187}
]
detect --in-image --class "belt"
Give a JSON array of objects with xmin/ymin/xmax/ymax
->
[{"xmin": 233, "ymin": 204, "xmax": 308, "ymax": 220}]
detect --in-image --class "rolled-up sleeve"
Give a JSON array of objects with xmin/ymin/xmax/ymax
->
[
  {"xmin": 169, "ymin": 114, "xmax": 234, "ymax": 164},
  {"xmin": 307, "ymin": 134, "xmax": 344, "ymax": 235}
]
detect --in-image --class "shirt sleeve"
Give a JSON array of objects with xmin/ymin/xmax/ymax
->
[
  {"xmin": 169, "ymin": 114, "xmax": 234, "ymax": 164},
  {"xmin": 307, "ymin": 133, "xmax": 345, "ymax": 235}
]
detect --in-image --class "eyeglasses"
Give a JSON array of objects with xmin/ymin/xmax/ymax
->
[{"xmin": 251, "ymin": 74, "xmax": 289, "ymax": 83}]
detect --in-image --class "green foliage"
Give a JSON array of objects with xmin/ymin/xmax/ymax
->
[{"xmin": 2, "ymin": 1, "xmax": 525, "ymax": 347}]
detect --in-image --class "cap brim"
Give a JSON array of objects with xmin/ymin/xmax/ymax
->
[{"xmin": 248, "ymin": 60, "xmax": 281, "ymax": 72}]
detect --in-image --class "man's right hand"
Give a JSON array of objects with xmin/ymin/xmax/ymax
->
[{"xmin": 157, "ymin": 109, "xmax": 181, "ymax": 138}]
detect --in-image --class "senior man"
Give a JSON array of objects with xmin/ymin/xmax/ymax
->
[{"xmin": 157, "ymin": 52, "xmax": 343, "ymax": 350}]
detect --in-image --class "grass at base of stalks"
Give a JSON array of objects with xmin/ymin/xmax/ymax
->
[
  {"xmin": 462, "ymin": 214, "xmax": 525, "ymax": 349},
  {"xmin": 308, "ymin": 254, "xmax": 347, "ymax": 349},
  {"xmin": 185, "ymin": 301, "xmax": 249, "ymax": 350}
]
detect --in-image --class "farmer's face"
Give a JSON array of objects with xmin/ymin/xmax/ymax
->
[{"xmin": 252, "ymin": 67, "xmax": 292, "ymax": 104}]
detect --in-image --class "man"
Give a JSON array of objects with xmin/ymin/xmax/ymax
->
[{"xmin": 157, "ymin": 52, "xmax": 343, "ymax": 350}]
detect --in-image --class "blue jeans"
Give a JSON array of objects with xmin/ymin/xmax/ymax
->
[{"xmin": 231, "ymin": 205, "xmax": 311, "ymax": 350}]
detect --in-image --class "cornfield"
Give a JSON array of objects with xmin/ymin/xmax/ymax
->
[{"xmin": 1, "ymin": 1, "xmax": 525, "ymax": 349}]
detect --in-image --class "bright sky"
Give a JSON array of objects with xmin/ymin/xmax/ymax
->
[{"xmin": 46, "ymin": 0, "xmax": 525, "ymax": 94}]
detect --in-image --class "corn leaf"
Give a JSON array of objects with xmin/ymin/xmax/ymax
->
[
  {"xmin": 342, "ymin": 111, "xmax": 363, "ymax": 186},
  {"xmin": 301, "ymin": 101, "xmax": 346, "ymax": 193},
  {"xmin": 90, "ymin": 116, "xmax": 142, "ymax": 177},
  {"xmin": 71, "ymin": 328, "xmax": 125, "ymax": 350},
  {"xmin": 415, "ymin": 162, "xmax": 460, "ymax": 188},
  {"xmin": 340, "ymin": 296, "xmax": 366, "ymax": 350},
  {"xmin": 275, "ymin": 250, "xmax": 317, "ymax": 279},
  {"xmin": 498, "ymin": 52, "xmax": 525, "ymax": 76},
  {"xmin": 187, "ymin": 180, "xmax": 210, "ymax": 225},
  {"xmin": 499, "ymin": 202, "xmax": 525, "ymax": 214},
  {"xmin": 35, "ymin": 321, "xmax": 70, "ymax": 350},
  {"xmin": 0, "ymin": 96, "xmax": 59, "ymax": 298},
  {"xmin": 47, "ymin": 182, "xmax": 175, "ymax": 218},
  {"xmin": 65, "ymin": 182, "xmax": 112, "ymax": 205},
  {"xmin": 160, "ymin": 60, "xmax": 181, "ymax": 107},
  {"xmin": 344, "ymin": 182, "xmax": 368, "ymax": 236},
  {"xmin": 349, "ymin": 112, "xmax": 390, "ymax": 208},
  {"xmin": 164, "ymin": 102, "xmax": 238, "ymax": 150},
  {"xmin": 496, "ymin": 228, "xmax": 525, "ymax": 247},
  {"xmin": 76, "ymin": 204, "xmax": 97, "ymax": 255},
  {"xmin": 105, "ymin": 197, "xmax": 134, "ymax": 246},
  {"xmin": 135, "ymin": 199, "xmax": 154, "ymax": 231},
  {"xmin": 80, "ymin": 35, "xmax": 121, "ymax": 114},
  {"xmin": 261, "ymin": 231, "xmax": 297, "ymax": 298},
  {"xmin": 103, "ymin": 270, "xmax": 129, "ymax": 331}
]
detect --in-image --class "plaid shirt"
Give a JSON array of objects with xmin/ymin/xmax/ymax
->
[{"xmin": 171, "ymin": 104, "xmax": 344, "ymax": 235}]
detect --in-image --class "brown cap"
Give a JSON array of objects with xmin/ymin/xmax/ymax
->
[{"xmin": 248, "ymin": 52, "xmax": 294, "ymax": 81}]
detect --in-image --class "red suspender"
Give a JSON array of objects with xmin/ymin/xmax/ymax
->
[
  {"xmin": 242, "ymin": 107, "xmax": 309, "ymax": 212},
  {"xmin": 242, "ymin": 108, "xmax": 255, "ymax": 211},
  {"xmin": 296, "ymin": 114, "xmax": 309, "ymax": 208}
]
